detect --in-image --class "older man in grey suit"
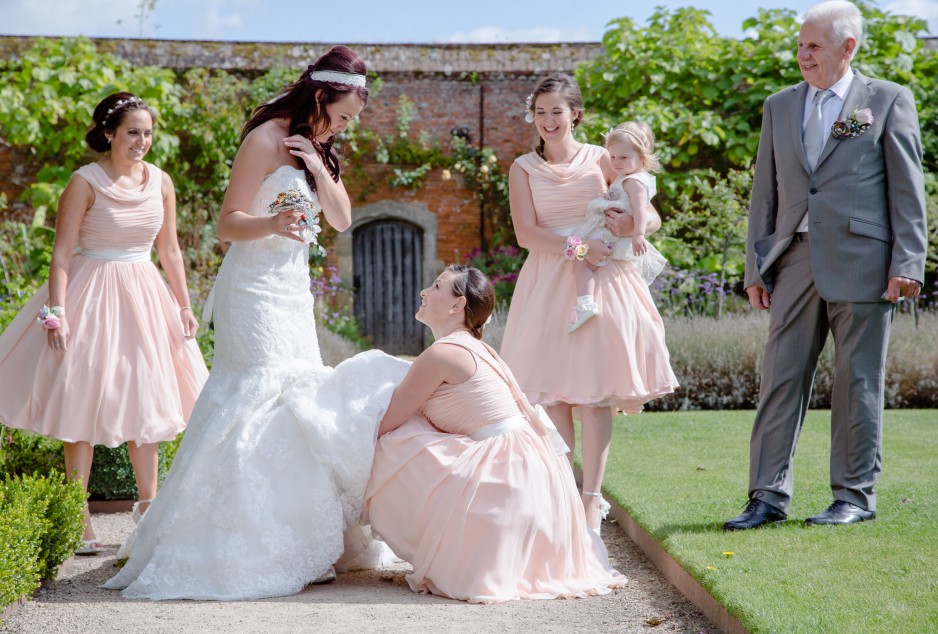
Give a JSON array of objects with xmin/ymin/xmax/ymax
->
[{"xmin": 724, "ymin": 0, "xmax": 927, "ymax": 530}]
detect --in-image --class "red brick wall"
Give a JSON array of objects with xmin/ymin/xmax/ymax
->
[{"xmin": 0, "ymin": 37, "xmax": 599, "ymax": 260}]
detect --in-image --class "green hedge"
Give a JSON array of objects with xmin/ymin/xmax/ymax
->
[
  {"xmin": 89, "ymin": 440, "xmax": 179, "ymax": 500},
  {"xmin": 1, "ymin": 427, "xmax": 180, "ymax": 500},
  {"xmin": 0, "ymin": 472, "xmax": 85, "ymax": 619}
]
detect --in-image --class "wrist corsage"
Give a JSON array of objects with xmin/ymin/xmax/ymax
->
[
  {"xmin": 831, "ymin": 108, "xmax": 873, "ymax": 140},
  {"xmin": 563, "ymin": 236, "xmax": 590, "ymax": 261},
  {"xmin": 37, "ymin": 305, "xmax": 64, "ymax": 330},
  {"xmin": 268, "ymin": 189, "xmax": 322, "ymax": 244}
]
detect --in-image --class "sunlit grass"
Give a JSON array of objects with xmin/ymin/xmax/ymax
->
[{"xmin": 580, "ymin": 410, "xmax": 938, "ymax": 634}]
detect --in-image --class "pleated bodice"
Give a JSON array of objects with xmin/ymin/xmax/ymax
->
[
  {"xmin": 420, "ymin": 335, "xmax": 522, "ymax": 435},
  {"xmin": 513, "ymin": 144, "xmax": 607, "ymax": 231},
  {"xmin": 74, "ymin": 162, "xmax": 164, "ymax": 253}
]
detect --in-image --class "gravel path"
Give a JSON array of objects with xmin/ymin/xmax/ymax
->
[{"xmin": 2, "ymin": 512, "xmax": 716, "ymax": 633}]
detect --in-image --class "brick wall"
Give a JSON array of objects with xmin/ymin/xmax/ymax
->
[{"xmin": 0, "ymin": 36, "xmax": 600, "ymax": 265}]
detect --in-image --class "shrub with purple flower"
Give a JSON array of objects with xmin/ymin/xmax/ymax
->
[
  {"xmin": 649, "ymin": 265, "xmax": 748, "ymax": 319},
  {"xmin": 309, "ymin": 265, "xmax": 369, "ymax": 348},
  {"xmin": 465, "ymin": 244, "xmax": 527, "ymax": 304}
]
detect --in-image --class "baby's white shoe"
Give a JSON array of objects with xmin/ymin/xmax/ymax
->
[{"xmin": 567, "ymin": 296, "xmax": 599, "ymax": 333}]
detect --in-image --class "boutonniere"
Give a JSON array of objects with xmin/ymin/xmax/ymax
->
[{"xmin": 831, "ymin": 107, "xmax": 874, "ymax": 139}]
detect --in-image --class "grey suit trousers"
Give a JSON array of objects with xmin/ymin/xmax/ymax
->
[{"xmin": 748, "ymin": 236, "xmax": 894, "ymax": 513}]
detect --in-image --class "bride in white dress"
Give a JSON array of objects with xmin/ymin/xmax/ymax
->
[{"xmin": 104, "ymin": 46, "xmax": 406, "ymax": 601}]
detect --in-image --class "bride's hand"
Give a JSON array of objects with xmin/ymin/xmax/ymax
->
[
  {"xmin": 268, "ymin": 209, "xmax": 305, "ymax": 243},
  {"xmin": 283, "ymin": 135, "xmax": 324, "ymax": 174}
]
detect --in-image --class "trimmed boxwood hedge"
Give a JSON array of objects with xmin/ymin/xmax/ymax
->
[{"xmin": 0, "ymin": 471, "xmax": 84, "ymax": 620}]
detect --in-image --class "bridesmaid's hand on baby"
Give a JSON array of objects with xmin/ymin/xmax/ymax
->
[
  {"xmin": 584, "ymin": 238, "xmax": 611, "ymax": 266},
  {"xmin": 603, "ymin": 208, "xmax": 633, "ymax": 238}
]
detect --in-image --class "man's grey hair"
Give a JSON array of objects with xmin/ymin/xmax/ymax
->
[{"xmin": 802, "ymin": 0, "xmax": 864, "ymax": 60}]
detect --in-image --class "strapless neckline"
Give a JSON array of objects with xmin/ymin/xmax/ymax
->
[{"xmin": 266, "ymin": 164, "xmax": 305, "ymax": 181}]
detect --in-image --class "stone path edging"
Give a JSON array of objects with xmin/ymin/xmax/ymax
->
[{"xmin": 604, "ymin": 495, "xmax": 748, "ymax": 634}]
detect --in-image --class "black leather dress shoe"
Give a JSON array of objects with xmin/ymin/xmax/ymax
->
[
  {"xmin": 722, "ymin": 499, "xmax": 787, "ymax": 531},
  {"xmin": 805, "ymin": 500, "xmax": 875, "ymax": 525}
]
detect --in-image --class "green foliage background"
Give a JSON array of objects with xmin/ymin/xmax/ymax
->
[
  {"xmin": 576, "ymin": 3, "xmax": 938, "ymax": 276},
  {"xmin": 1, "ymin": 4, "xmax": 935, "ymax": 309}
]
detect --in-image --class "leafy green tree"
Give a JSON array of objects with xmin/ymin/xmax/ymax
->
[
  {"xmin": 0, "ymin": 37, "xmax": 181, "ymax": 216},
  {"xmin": 577, "ymin": 3, "xmax": 938, "ymax": 276}
]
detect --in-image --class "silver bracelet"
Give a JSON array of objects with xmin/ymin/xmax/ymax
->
[{"xmin": 180, "ymin": 306, "xmax": 193, "ymax": 312}]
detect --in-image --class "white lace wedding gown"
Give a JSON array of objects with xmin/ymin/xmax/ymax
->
[{"xmin": 104, "ymin": 165, "xmax": 408, "ymax": 601}]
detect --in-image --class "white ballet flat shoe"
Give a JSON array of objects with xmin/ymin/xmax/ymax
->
[
  {"xmin": 568, "ymin": 301, "xmax": 600, "ymax": 333},
  {"xmin": 132, "ymin": 498, "xmax": 154, "ymax": 525}
]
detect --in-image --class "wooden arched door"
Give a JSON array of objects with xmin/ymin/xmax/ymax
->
[{"xmin": 353, "ymin": 220, "xmax": 425, "ymax": 355}]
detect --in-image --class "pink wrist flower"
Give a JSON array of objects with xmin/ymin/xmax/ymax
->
[
  {"xmin": 37, "ymin": 305, "xmax": 64, "ymax": 330},
  {"xmin": 562, "ymin": 235, "xmax": 590, "ymax": 261}
]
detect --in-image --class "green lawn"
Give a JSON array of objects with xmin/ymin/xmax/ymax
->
[{"xmin": 588, "ymin": 410, "xmax": 938, "ymax": 634}]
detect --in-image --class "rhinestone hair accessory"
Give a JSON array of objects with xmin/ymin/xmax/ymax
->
[
  {"xmin": 101, "ymin": 96, "xmax": 144, "ymax": 126},
  {"xmin": 308, "ymin": 70, "xmax": 367, "ymax": 87}
]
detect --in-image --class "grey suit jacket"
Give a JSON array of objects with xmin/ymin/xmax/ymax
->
[{"xmin": 745, "ymin": 71, "xmax": 927, "ymax": 302}]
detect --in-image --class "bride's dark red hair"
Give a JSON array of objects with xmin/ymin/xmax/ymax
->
[{"xmin": 241, "ymin": 46, "xmax": 369, "ymax": 192}]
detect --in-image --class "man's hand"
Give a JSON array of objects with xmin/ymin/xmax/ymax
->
[
  {"xmin": 747, "ymin": 285, "xmax": 772, "ymax": 310},
  {"xmin": 883, "ymin": 276, "xmax": 921, "ymax": 303}
]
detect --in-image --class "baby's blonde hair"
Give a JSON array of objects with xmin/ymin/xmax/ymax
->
[{"xmin": 604, "ymin": 121, "xmax": 661, "ymax": 174}]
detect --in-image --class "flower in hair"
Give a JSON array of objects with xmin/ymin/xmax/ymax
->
[{"xmin": 524, "ymin": 93, "xmax": 534, "ymax": 123}]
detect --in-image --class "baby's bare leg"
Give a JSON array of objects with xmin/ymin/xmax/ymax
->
[{"xmin": 574, "ymin": 259, "xmax": 596, "ymax": 298}]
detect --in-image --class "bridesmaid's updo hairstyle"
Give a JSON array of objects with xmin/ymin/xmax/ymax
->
[
  {"xmin": 446, "ymin": 265, "xmax": 495, "ymax": 340},
  {"xmin": 526, "ymin": 74, "xmax": 584, "ymax": 160},
  {"xmin": 241, "ymin": 45, "xmax": 369, "ymax": 194},
  {"xmin": 85, "ymin": 92, "xmax": 155, "ymax": 153}
]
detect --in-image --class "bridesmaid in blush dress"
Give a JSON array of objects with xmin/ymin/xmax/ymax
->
[
  {"xmin": 363, "ymin": 265, "xmax": 625, "ymax": 604},
  {"xmin": 0, "ymin": 93, "xmax": 208, "ymax": 554},
  {"xmin": 501, "ymin": 75, "xmax": 679, "ymax": 534}
]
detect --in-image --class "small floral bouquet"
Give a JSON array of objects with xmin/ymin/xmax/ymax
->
[
  {"xmin": 268, "ymin": 189, "xmax": 322, "ymax": 244},
  {"xmin": 37, "ymin": 305, "xmax": 64, "ymax": 330},
  {"xmin": 563, "ymin": 235, "xmax": 590, "ymax": 261},
  {"xmin": 832, "ymin": 108, "xmax": 874, "ymax": 140}
]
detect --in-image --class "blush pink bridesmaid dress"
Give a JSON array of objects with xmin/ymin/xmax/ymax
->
[
  {"xmin": 0, "ymin": 162, "xmax": 208, "ymax": 447},
  {"xmin": 363, "ymin": 332, "xmax": 625, "ymax": 604},
  {"xmin": 500, "ymin": 144, "xmax": 678, "ymax": 412}
]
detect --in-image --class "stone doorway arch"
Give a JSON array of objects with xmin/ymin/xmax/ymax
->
[{"xmin": 335, "ymin": 201, "xmax": 442, "ymax": 353}]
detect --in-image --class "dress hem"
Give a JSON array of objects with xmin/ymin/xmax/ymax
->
[
  {"xmin": 0, "ymin": 415, "xmax": 185, "ymax": 448},
  {"xmin": 525, "ymin": 386, "xmax": 678, "ymax": 414}
]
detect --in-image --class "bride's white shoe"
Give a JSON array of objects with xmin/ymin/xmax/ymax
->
[
  {"xmin": 131, "ymin": 498, "xmax": 154, "ymax": 525},
  {"xmin": 583, "ymin": 491, "xmax": 611, "ymax": 537}
]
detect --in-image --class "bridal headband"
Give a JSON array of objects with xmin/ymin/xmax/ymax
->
[{"xmin": 308, "ymin": 70, "xmax": 367, "ymax": 87}]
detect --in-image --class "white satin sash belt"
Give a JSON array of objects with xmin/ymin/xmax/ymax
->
[
  {"xmin": 78, "ymin": 247, "xmax": 151, "ymax": 263},
  {"xmin": 469, "ymin": 415, "xmax": 527, "ymax": 441}
]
